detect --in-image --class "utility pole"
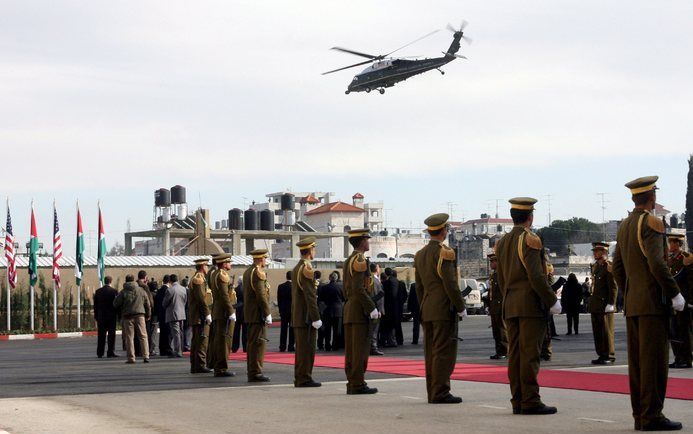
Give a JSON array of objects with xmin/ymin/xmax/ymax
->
[
  {"xmin": 444, "ymin": 202, "xmax": 458, "ymax": 221},
  {"xmin": 545, "ymin": 194, "xmax": 553, "ymax": 226},
  {"xmin": 495, "ymin": 199, "xmax": 501, "ymax": 219},
  {"xmin": 597, "ymin": 193, "xmax": 608, "ymax": 240}
]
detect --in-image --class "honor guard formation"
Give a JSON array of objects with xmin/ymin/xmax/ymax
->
[{"xmin": 93, "ymin": 175, "xmax": 691, "ymax": 432}]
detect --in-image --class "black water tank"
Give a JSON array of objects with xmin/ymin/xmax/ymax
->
[
  {"xmin": 244, "ymin": 209, "xmax": 258, "ymax": 230},
  {"xmin": 155, "ymin": 189, "xmax": 171, "ymax": 207},
  {"xmin": 228, "ymin": 209, "xmax": 243, "ymax": 230},
  {"xmin": 260, "ymin": 209, "xmax": 274, "ymax": 231},
  {"xmin": 171, "ymin": 185, "xmax": 186, "ymax": 204},
  {"xmin": 280, "ymin": 193, "xmax": 295, "ymax": 211}
]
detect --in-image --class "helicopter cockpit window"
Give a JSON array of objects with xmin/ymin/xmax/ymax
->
[{"xmin": 352, "ymin": 77, "xmax": 358, "ymax": 81}]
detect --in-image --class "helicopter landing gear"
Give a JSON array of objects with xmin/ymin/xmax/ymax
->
[
  {"xmin": 345, "ymin": 90, "xmax": 350, "ymax": 94},
  {"xmin": 437, "ymin": 68, "xmax": 445, "ymax": 75},
  {"xmin": 378, "ymin": 88, "xmax": 385, "ymax": 94},
  {"xmin": 365, "ymin": 87, "xmax": 371, "ymax": 93}
]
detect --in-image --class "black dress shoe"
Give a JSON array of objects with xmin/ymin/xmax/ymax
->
[
  {"xmin": 431, "ymin": 394, "xmax": 463, "ymax": 404},
  {"xmin": 635, "ymin": 421, "xmax": 641, "ymax": 431},
  {"xmin": 295, "ymin": 381, "xmax": 322, "ymax": 388},
  {"xmin": 214, "ymin": 371, "xmax": 236, "ymax": 377},
  {"xmin": 670, "ymin": 362, "xmax": 692, "ymax": 369},
  {"xmin": 347, "ymin": 386, "xmax": 378, "ymax": 395},
  {"xmin": 191, "ymin": 367, "xmax": 213, "ymax": 374},
  {"xmin": 540, "ymin": 355, "xmax": 552, "ymax": 362},
  {"xmin": 521, "ymin": 404, "xmax": 558, "ymax": 415},
  {"xmin": 248, "ymin": 375, "xmax": 270, "ymax": 382},
  {"xmin": 641, "ymin": 418, "xmax": 682, "ymax": 431},
  {"xmin": 107, "ymin": 353, "xmax": 119, "ymax": 358},
  {"xmin": 513, "ymin": 408, "xmax": 521, "ymax": 415},
  {"xmin": 370, "ymin": 349, "xmax": 384, "ymax": 356},
  {"xmin": 125, "ymin": 360, "xmax": 135, "ymax": 364},
  {"xmin": 490, "ymin": 354, "xmax": 507, "ymax": 360},
  {"xmin": 592, "ymin": 358, "xmax": 607, "ymax": 365}
]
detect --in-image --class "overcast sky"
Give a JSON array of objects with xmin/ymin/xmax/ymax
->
[{"xmin": 1, "ymin": 0, "xmax": 691, "ymax": 256}]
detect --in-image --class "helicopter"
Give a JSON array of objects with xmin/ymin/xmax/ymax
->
[{"xmin": 323, "ymin": 21, "xmax": 471, "ymax": 94}]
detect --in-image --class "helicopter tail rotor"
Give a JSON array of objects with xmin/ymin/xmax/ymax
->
[{"xmin": 446, "ymin": 20, "xmax": 472, "ymax": 45}]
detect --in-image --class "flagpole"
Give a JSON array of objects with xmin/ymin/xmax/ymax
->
[
  {"xmin": 52, "ymin": 201, "xmax": 57, "ymax": 332},
  {"xmin": 29, "ymin": 200, "xmax": 35, "ymax": 331},
  {"xmin": 5, "ymin": 198, "xmax": 9, "ymax": 331},
  {"xmin": 77, "ymin": 283, "xmax": 81, "ymax": 329}
]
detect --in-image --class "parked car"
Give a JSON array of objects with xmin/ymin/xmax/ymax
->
[{"xmin": 460, "ymin": 279, "xmax": 483, "ymax": 314}]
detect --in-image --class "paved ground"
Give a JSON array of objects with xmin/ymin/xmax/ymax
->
[{"xmin": 0, "ymin": 314, "xmax": 690, "ymax": 433}]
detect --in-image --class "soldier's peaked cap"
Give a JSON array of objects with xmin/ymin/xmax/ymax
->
[
  {"xmin": 509, "ymin": 197, "xmax": 537, "ymax": 211},
  {"xmin": 214, "ymin": 253, "xmax": 232, "ymax": 264},
  {"xmin": 667, "ymin": 233, "xmax": 685, "ymax": 241},
  {"xmin": 347, "ymin": 228, "xmax": 371, "ymax": 239},
  {"xmin": 250, "ymin": 249, "xmax": 269, "ymax": 259},
  {"xmin": 591, "ymin": 242, "xmax": 609, "ymax": 251},
  {"xmin": 487, "ymin": 252, "xmax": 497, "ymax": 260},
  {"xmin": 625, "ymin": 176, "xmax": 658, "ymax": 195},
  {"xmin": 297, "ymin": 236, "xmax": 317, "ymax": 249},
  {"xmin": 194, "ymin": 258, "xmax": 210, "ymax": 265},
  {"xmin": 424, "ymin": 213, "xmax": 450, "ymax": 231}
]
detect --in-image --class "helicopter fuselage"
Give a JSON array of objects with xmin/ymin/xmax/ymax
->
[{"xmin": 346, "ymin": 55, "xmax": 454, "ymax": 94}]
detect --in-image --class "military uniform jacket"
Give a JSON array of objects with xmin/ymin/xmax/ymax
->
[
  {"xmin": 243, "ymin": 264, "xmax": 271, "ymax": 323},
  {"xmin": 188, "ymin": 272, "xmax": 211, "ymax": 325},
  {"xmin": 291, "ymin": 259, "xmax": 321, "ymax": 327},
  {"xmin": 494, "ymin": 226, "xmax": 557, "ymax": 319},
  {"xmin": 588, "ymin": 261, "xmax": 618, "ymax": 313},
  {"xmin": 612, "ymin": 208, "xmax": 680, "ymax": 317},
  {"xmin": 211, "ymin": 269, "xmax": 235, "ymax": 321},
  {"xmin": 668, "ymin": 251, "xmax": 693, "ymax": 305},
  {"xmin": 488, "ymin": 270, "xmax": 503, "ymax": 316},
  {"xmin": 414, "ymin": 240, "xmax": 465, "ymax": 322},
  {"xmin": 343, "ymin": 250, "xmax": 376, "ymax": 324}
]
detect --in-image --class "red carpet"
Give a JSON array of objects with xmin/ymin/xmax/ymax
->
[{"xmin": 227, "ymin": 351, "xmax": 693, "ymax": 401}]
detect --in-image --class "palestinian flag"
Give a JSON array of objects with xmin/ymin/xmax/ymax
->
[
  {"xmin": 28, "ymin": 203, "xmax": 39, "ymax": 286},
  {"xmin": 75, "ymin": 204, "xmax": 84, "ymax": 285},
  {"xmin": 97, "ymin": 204, "xmax": 106, "ymax": 285}
]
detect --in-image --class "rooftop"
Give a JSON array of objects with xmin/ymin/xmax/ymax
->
[{"xmin": 304, "ymin": 201, "xmax": 366, "ymax": 216}]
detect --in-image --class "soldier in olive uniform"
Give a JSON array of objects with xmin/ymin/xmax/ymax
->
[
  {"xmin": 487, "ymin": 253, "xmax": 508, "ymax": 360},
  {"xmin": 588, "ymin": 242, "xmax": 618, "ymax": 365},
  {"xmin": 343, "ymin": 228, "xmax": 380, "ymax": 395},
  {"xmin": 667, "ymin": 233, "xmax": 693, "ymax": 369},
  {"xmin": 208, "ymin": 254, "xmax": 236, "ymax": 377},
  {"xmin": 414, "ymin": 213, "xmax": 466, "ymax": 404},
  {"xmin": 292, "ymin": 237, "xmax": 323, "ymax": 387},
  {"xmin": 243, "ymin": 249, "xmax": 272, "ymax": 382},
  {"xmin": 205, "ymin": 253, "xmax": 221, "ymax": 370},
  {"xmin": 189, "ymin": 258, "xmax": 213, "ymax": 374},
  {"xmin": 612, "ymin": 176, "xmax": 684, "ymax": 431},
  {"xmin": 494, "ymin": 197, "xmax": 560, "ymax": 415}
]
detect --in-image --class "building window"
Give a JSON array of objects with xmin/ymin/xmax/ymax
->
[
  {"xmin": 377, "ymin": 253, "xmax": 388, "ymax": 258},
  {"xmin": 497, "ymin": 224, "xmax": 503, "ymax": 232}
]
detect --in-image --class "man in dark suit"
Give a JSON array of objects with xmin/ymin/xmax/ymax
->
[
  {"xmin": 393, "ymin": 270, "xmax": 408, "ymax": 346},
  {"xmin": 277, "ymin": 271, "xmax": 295, "ymax": 352},
  {"xmin": 232, "ymin": 278, "xmax": 247, "ymax": 353},
  {"xmin": 94, "ymin": 276, "xmax": 119, "ymax": 358},
  {"xmin": 408, "ymin": 282, "xmax": 420, "ymax": 345},
  {"xmin": 381, "ymin": 268, "xmax": 399, "ymax": 347},
  {"xmin": 154, "ymin": 275, "xmax": 171, "ymax": 356},
  {"xmin": 320, "ymin": 271, "xmax": 345, "ymax": 351}
]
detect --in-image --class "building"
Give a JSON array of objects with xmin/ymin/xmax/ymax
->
[
  {"xmin": 457, "ymin": 214, "xmax": 514, "ymax": 237},
  {"xmin": 302, "ymin": 201, "xmax": 366, "ymax": 258}
]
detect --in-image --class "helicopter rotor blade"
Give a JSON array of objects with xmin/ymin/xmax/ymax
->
[
  {"xmin": 322, "ymin": 59, "xmax": 375, "ymax": 75},
  {"xmin": 462, "ymin": 35, "xmax": 473, "ymax": 45},
  {"xmin": 460, "ymin": 20, "xmax": 468, "ymax": 31},
  {"xmin": 446, "ymin": 23, "xmax": 456, "ymax": 33},
  {"xmin": 330, "ymin": 47, "xmax": 379, "ymax": 60},
  {"xmin": 384, "ymin": 29, "xmax": 439, "ymax": 57}
]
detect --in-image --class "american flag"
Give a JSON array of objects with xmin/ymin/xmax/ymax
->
[
  {"xmin": 5, "ymin": 205, "xmax": 16, "ymax": 289},
  {"xmin": 52, "ymin": 206, "xmax": 63, "ymax": 288}
]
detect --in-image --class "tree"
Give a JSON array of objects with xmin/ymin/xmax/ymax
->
[
  {"xmin": 537, "ymin": 217, "xmax": 603, "ymax": 256},
  {"xmin": 686, "ymin": 154, "xmax": 693, "ymax": 251},
  {"xmin": 108, "ymin": 242, "xmax": 125, "ymax": 256}
]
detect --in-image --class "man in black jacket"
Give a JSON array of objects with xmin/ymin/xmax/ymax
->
[
  {"xmin": 408, "ymin": 282, "xmax": 420, "ymax": 345},
  {"xmin": 277, "ymin": 271, "xmax": 295, "ymax": 352},
  {"xmin": 154, "ymin": 275, "xmax": 171, "ymax": 356},
  {"xmin": 320, "ymin": 272, "xmax": 345, "ymax": 351},
  {"xmin": 94, "ymin": 276, "xmax": 119, "ymax": 358},
  {"xmin": 393, "ymin": 270, "xmax": 408, "ymax": 346},
  {"xmin": 232, "ymin": 278, "xmax": 248, "ymax": 353},
  {"xmin": 381, "ymin": 268, "xmax": 399, "ymax": 347}
]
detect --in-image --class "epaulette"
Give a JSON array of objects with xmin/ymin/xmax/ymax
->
[
  {"xmin": 683, "ymin": 251, "xmax": 693, "ymax": 266},
  {"xmin": 302, "ymin": 261, "xmax": 314, "ymax": 280},
  {"xmin": 646, "ymin": 215, "xmax": 665, "ymax": 234},
  {"xmin": 218, "ymin": 270, "xmax": 230, "ymax": 284},
  {"xmin": 440, "ymin": 245, "xmax": 456, "ymax": 261},
  {"xmin": 524, "ymin": 230, "xmax": 543, "ymax": 250},
  {"xmin": 256, "ymin": 267, "xmax": 267, "ymax": 280},
  {"xmin": 192, "ymin": 274, "xmax": 204, "ymax": 285},
  {"xmin": 352, "ymin": 254, "xmax": 367, "ymax": 273}
]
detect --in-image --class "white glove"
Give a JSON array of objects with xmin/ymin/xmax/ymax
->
[
  {"xmin": 205, "ymin": 314, "xmax": 212, "ymax": 324},
  {"xmin": 457, "ymin": 309, "xmax": 467, "ymax": 318},
  {"xmin": 311, "ymin": 320, "xmax": 323, "ymax": 329},
  {"xmin": 229, "ymin": 313, "xmax": 237, "ymax": 322},
  {"xmin": 688, "ymin": 304, "xmax": 693, "ymax": 309},
  {"xmin": 549, "ymin": 300, "xmax": 562, "ymax": 315},
  {"xmin": 672, "ymin": 293, "xmax": 685, "ymax": 312},
  {"xmin": 265, "ymin": 314, "xmax": 272, "ymax": 324},
  {"xmin": 605, "ymin": 304, "xmax": 615, "ymax": 313},
  {"xmin": 369, "ymin": 308, "xmax": 380, "ymax": 320}
]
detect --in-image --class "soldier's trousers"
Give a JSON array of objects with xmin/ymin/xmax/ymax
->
[
  {"xmin": 626, "ymin": 315, "xmax": 669, "ymax": 427},
  {"xmin": 209, "ymin": 320, "xmax": 232, "ymax": 373},
  {"xmin": 671, "ymin": 309, "xmax": 692, "ymax": 364},
  {"xmin": 190, "ymin": 323, "xmax": 210, "ymax": 372},
  {"xmin": 591, "ymin": 313, "xmax": 615, "ymax": 360},
  {"xmin": 294, "ymin": 326, "xmax": 316, "ymax": 385},
  {"xmin": 344, "ymin": 322, "xmax": 370, "ymax": 391},
  {"xmin": 490, "ymin": 313, "xmax": 508, "ymax": 356},
  {"xmin": 247, "ymin": 323, "xmax": 267, "ymax": 379},
  {"xmin": 506, "ymin": 316, "xmax": 546, "ymax": 410},
  {"xmin": 422, "ymin": 320, "xmax": 458, "ymax": 402}
]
